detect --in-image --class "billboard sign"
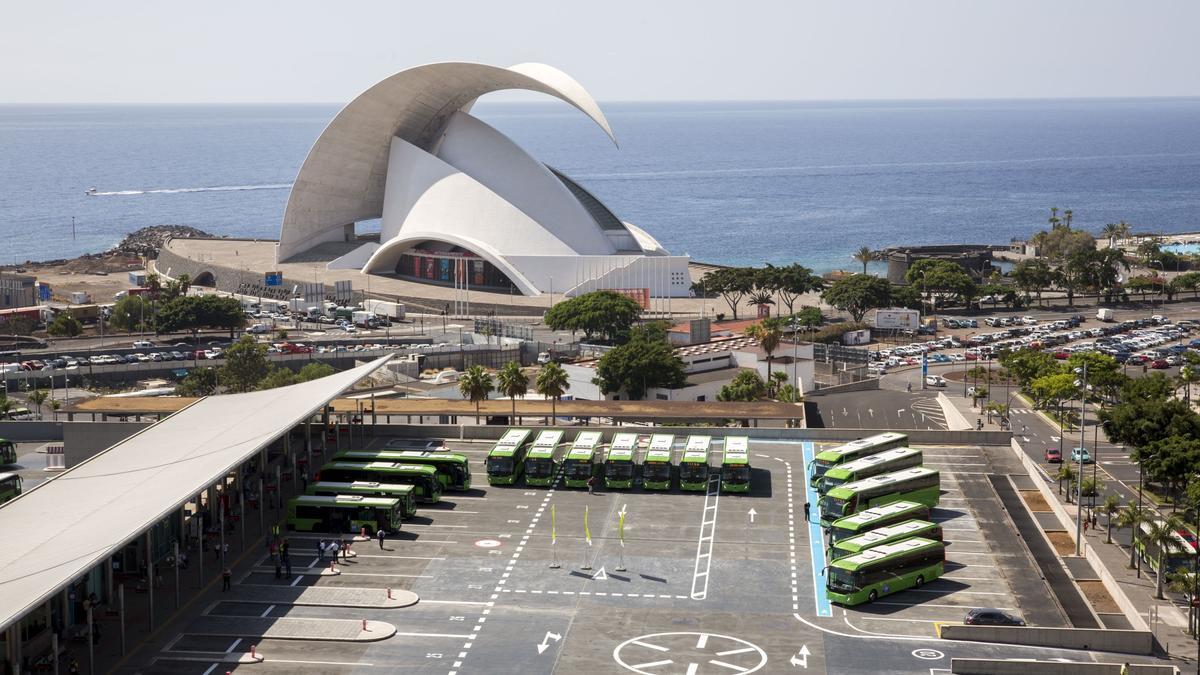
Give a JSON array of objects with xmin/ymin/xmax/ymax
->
[
  {"xmin": 334, "ymin": 280, "xmax": 354, "ymax": 304},
  {"xmin": 874, "ymin": 308, "xmax": 920, "ymax": 331},
  {"xmin": 264, "ymin": 271, "xmax": 283, "ymax": 287},
  {"xmin": 302, "ymin": 282, "xmax": 324, "ymax": 304}
]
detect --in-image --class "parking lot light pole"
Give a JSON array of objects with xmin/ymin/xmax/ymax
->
[{"xmin": 1074, "ymin": 362, "xmax": 1088, "ymax": 557}]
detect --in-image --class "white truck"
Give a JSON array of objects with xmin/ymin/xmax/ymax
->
[
  {"xmin": 352, "ymin": 310, "xmax": 378, "ymax": 328},
  {"xmin": 363, "ymin": 299, "xmax": 405, "ymax": 322},
  {"xmin": 1096, "ymin": 308, "xmax": 1115, "ymax": 322}
]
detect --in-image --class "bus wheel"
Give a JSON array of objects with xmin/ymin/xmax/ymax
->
[
  {"xmin": 915, "ymin": 575, "xmax": 925, "ymax": 588},
  {"xmin": 867, "ymin": 590, "xmax": 878, "ymax": 603}
]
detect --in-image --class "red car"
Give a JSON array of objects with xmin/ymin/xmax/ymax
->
[
  {"xmin": 1052, "ymin": 351, "xmax": 1070, "ymax": 360},
  {"xmin": 1045, "ymin": 447, "xmax": 1062, "ymax": 463},
  {"xmin": 1150, "ymin": 359, "xmax": 1170, "ymax": 369}
]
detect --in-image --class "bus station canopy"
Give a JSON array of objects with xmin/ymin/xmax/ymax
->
[{"xmin": 0, "ymin": 356, "xmax": 391, "ymax": 633}]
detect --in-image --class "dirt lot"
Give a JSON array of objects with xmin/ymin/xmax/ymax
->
[
  {"xmin": 1020, "ymin": 490, "xmax": 1052, "ymax": 512},
  {"xmin": 10, "ymin": 253, "xmax": 143, "ymax": 304},
  {"xmin": 1046, "ymin": 530, "xmax": 1077, "ymax": 556},
  {"xmin": 1077, "ymin": 580, "xmax": 1121, "ymax": 614}
]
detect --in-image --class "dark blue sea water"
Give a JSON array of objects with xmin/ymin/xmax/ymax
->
[{"xmin": 3, "ymin": 98, "xmax": 1200, "ymax": 272}]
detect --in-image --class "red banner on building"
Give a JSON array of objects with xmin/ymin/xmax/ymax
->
[{"xmin": 608, "ymin": 288, "xmax": 650, "ymax": 309}]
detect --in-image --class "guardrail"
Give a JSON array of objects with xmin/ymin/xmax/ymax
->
[
  {"xmin": 939, "ymin": 624, "xmax": 1155, "ymax": 655},
  {"xmin": 951, "ymin": 658, "xmax": 1177, "ymax": 674}
]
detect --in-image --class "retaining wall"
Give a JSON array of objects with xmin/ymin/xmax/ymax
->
[
  {"xmin": 951, "ymin": 658, "xmax": 1176, "ymax": 675},
  {"xmin": 940, "ymin": 625, "xmax": 1155, "ymax": 655},
  {"xmin": 0, "ymin": 421, "xmax": 63, "ymax": 441}
]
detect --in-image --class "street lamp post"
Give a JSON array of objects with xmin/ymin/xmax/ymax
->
[
  {"xmin": 1074, "ymin": 362, "xmax": 1088, "ymax": 557},
  {"xmin": 1136, "ymin": 449, "xmax": 1156, "ymax": 579}
]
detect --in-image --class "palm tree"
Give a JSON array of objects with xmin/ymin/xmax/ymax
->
[
  {"xmin": 457, "ymin": 365, "xmax": 494, "ymax": 424},
  {"xmin": 495, "ymin": 361, "xmax": 528, "ymax": 424},
  {"xmin": 1116, "ymin": 221, "xmax": 1131, "ymax": 245},
  {"xmin": 1056, "ymin": 464, "xmax": 1076, "ymax": 500},
  {"xmin": 26, "ymin": 390, "xmax": 48, "ymax": 420},
  {"xmin": 853, "ymin": 246, "xmax": 873, "ymax": 275},
  {"xmin": 0, "ymin": 397, "xmax": 13, "ymax": 419},
  {"xmin": 1101, "ymin": 223, "xmax": 1121, "ymax": 248},
  {"xmin": 1101, "ymin": 494, "xmax": 1121, "ymax": 544},
  {"xmin": 1115, "ymin": 503, "xmax": 1147, "ymax": 571},
  {"xmin": 745, "ymin": 318, "xmax": 784, "ymax": 385},
  {"xmin": 1168, "ymin": 568, "xmax": 1198, "ymax": 635},
  {"xmin": 535, "ymin": 362, "xmax": 570, "ymax": 424},
  {"xmin": 1144, "ymin": 516, "xmax": 1185, "ymax": 599},
  {"xmin": 48, "ymin": 399, "xmax": 62, "ymax": 421}
]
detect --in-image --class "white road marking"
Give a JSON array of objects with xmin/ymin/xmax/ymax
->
[
  {"xmin": 259, "ymin": 605, "xmax": 274, "ymax": 618},
  {"xmin": 690, "ymin": 474, "xmax": 721, "ymax": 600},
  {"xmin": 394, "ymin": 631, "xmax": 474, "ymax": 639},
  {"xmin": 631, "ymin": 639, "xmax": 670, "ymax": 652},
  {"xmin": 224, "ymin": 638, "xmax": 242, "ymax": 653}
]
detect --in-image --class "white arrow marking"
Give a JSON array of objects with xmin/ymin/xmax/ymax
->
[
  {"xmin": 592, "ymin": 566, "xmax": 607, "ymax": 581},
  {"xmin": 620, "ymin": 503, "xmax": 627, "ymax": 517},
  {"xmin": 747, "ymin": 508, "xmax": 757, "ymax": 523},
  {"xmin": 789, "ymin": 644, "xmax": 810, "ymax": 668},
  {"xmin": 536, "ymin": 631, "xmax": 562, "ymax": 654}
]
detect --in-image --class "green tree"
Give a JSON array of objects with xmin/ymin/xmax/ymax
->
[
  {"xmin": 48, "ymin": 398, "xmax": 62, "ymax": 421},
  {"xmin": 1030, "ymin": 212, "xmax": 1096, "ymax": 259},
  {"xmin": 791, "ymin": 306, "xmax": 823, "ymax": 331},
  {"xmin": 853, "ymin": 246, "xmax": 873, "ymax": 275},
  {"xmin": 1028, "ymin": 372, "xmax": 1078, "ymax": 416},
  {"xmin": 905, "ymin": 259, "xmax": 977, "ymax": 309},
  {"xmin": 1065, "ymin": 352, "xmax": 1126, "ymax": 404},
  {"xmin": 1101, "ymin": 494, "xmax": 1121, "ymax": 544},
  {"xmin": 257, "ymin": 367, "xmax": 300, "ymax": 390},
  {"xmin": 820, "ymin": 274, "xmax": 891, "ymax": 322},
  {"xmin": 26, "ymin": 390, "xmax": 48, "ymax": 420},
  {"xmin": 764, "ymin": 264, "xmax": 825, "ymax": 315},
  {"xmin": 593, "ymin": 326, "xmax": 687, "ymax": 400},
  {"xmin": 888, "ymin": 283, "xmax": 924, "ymax": 311},
  {"xmin": 157, "ymin": 295, "xmax": 244, "ymax": 339},
  {"xmin": 458, "ymin": 365, "xmax": 494, "ymax": 424},
  {"xmin": 296, "ymin": 362, "xmax": 335, "ymax": 382},
  {"xmin": 1140, "ymin": 435, "xmax": 1200, "ymax": 503},
  {"xmin": 46, "ymin": 313, "xmax": 82, "ymax": 337},
  {"xmin": 998, "ymin": 349, "xmax": 1059, "ymax": 389},
  {"xmin": 1145, "ymin": 516, "xmax": 1185, "ymax": 599},
  {"xmin": 543, "ymin": 290, "xmax": 642, "ymax": 343},
  {"xmin": 496, "ymin": 361, "xmax": 528, "ymax": 424},
  {"xmin": 534, "ymin": 362, "xmax": 570, "ymax": 423},
  {"xmin": 1011, "ymin": 259, "xmax": 1055, "ymax": 307},
  {"xmin": 1171, "ymin": 271, "xmax": 1200, "ymax": 299},
  {"xmin": 176, "ymin": 368, "xmax": 218, "ymax": 396},
  {"xmin": 1056, "ymin": 463, "xmax": 1077, "ymax": 500},
  {"xmin": 698, "ymin": 267, "xmax": 756, "ymax": 320},
  {"xmin": 1115, "ymin": 502, "xmax": 1147, "ymax": 571},
  {"xmin": 109, "ymin": 295, "xmax": 151, "ymax": 332},
  {"xmin": 718, "ymin": 370, "xmax": 768, "ymax": 402},
  {"xmin": 1100, "ymin": 374, "xmax": 1200, "ymax": 452},
  {"xmin": 219, "ymin": 335, "xmax": 271, "ymax": 393},
  {"xmin": 745, "ymin": 318, "xmax": 784, "ymax": 384}
]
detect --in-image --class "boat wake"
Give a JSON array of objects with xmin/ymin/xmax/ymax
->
[{"xmin": 89, "ymin": 183, "xmax": 291, "ymax": 196}]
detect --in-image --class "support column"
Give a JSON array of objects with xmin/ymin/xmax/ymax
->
[
  {"xmin": 118, "ymin": 585, "xmax": 125, "ymax": 655},
  {"xmin": 173, "ymin": 542, "xmax": 180, "ymax": 609},
  {"xmin": 145, "ymin": 530, "xmax": 154, "ymax": 631},
  {"xmin": 104, "ymin": 555, "xmax": 114, "ymax": 605},
  {"xmin": 258, "ymin": 477, "xmax": 265, "ymax": 535},
  {"xmin": 86, "ymin": 605, "xmax": 93, "ymax": 675}
]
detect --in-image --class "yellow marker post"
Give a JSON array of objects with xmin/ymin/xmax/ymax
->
[
  {"xmin": 549, "ymin": 504, "xmax": 560, "ymax": 569},
  {"xmin": 616, "ymin": 511, "xmax": 627, "ymax": 572},
  {"xmin": 582, "ymin": 505, "xmax": 593, "ymax": 570}
]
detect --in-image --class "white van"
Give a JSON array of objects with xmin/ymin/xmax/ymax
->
[{"xmin": 925, "ymin": 375, "xmax": 947, "ymax": 387}]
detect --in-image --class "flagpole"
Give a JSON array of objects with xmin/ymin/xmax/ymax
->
[
  {"xmin": 581, "ymin": 505, "xmax": 592, "ymax": 570},
  {"xmin": 549, "ymin": 504, "xmax": 560, "ymax": 569}
]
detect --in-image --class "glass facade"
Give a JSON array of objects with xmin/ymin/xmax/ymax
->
[{"xmin": 397, "ymin": 249, "xmax": 517, "ymax": 293}]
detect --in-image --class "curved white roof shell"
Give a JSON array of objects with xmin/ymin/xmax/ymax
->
[{"xmin": 277, "ymin": 62, "xmax": 615, "ymax": 262}]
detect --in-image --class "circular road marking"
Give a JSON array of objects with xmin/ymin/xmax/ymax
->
[
  {"xmin": 474, "ymin": 539, "xmax": 502, "ymax": 548},
  {"xmin": 614, "ymin": 632, "xmax": 767, "ymax": 674},
  {"xmin": 912, "ymin": 648, "xmax": 945, "ymax": 660}
]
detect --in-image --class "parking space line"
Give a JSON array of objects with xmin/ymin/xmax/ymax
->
[
  {"xmin": 395, "ymin": 632, "xmax": 474, "ymax": 639},
  {"xmin": 872, "ymin": 601, "xmax": 1016, "ymax": 610},
  {"xmin": 800, "ymin": 442, "xmax": 833, "ymax": 618},
  {"xmin": 909, "ymin": 587, "xmax": 1010, "ymax": 596}
]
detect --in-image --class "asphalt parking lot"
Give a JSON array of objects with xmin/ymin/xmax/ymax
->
[{"xmin": 126, "ymin": 437, "xmax": 1081, "ymax": 675}]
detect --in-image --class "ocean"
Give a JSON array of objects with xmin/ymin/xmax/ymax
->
[{"xmin": 3, "ymin": 98, "xmax": 1200, "ymax": 272}]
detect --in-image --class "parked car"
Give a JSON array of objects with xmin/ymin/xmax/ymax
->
[
  {"xmin": 925, "ymin": 375, "xmax": 947, "ymax": 387},
  {"xmin": 1044, "ymin": 447, "xmax": 1062, "ymax": 463},
  {"xmin": 1149, "ymin": 359, "xmax": 1170, "ymax": 370},
  {"xmin": 964, "ymin": 608, "xmax": 1025, "ymax": 626}
]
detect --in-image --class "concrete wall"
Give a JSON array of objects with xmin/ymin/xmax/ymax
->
[
  {"xmin": 951, "ymin": 659, "xmax": 1176, "ymax": 675},
  {"xmin": 0, "ymin": 422, "xmax": 63, "ymax": 441},
  {"xmin": 940, "ymin": 625, "xmax": 1155, "ymax": 655},
  {"xmin": 805, "ymin": 378, "xmax": 880, "ymax": 396},
  {"xmin": 63, "ymin": 422, "xmax": 150, "ymax": 467}
]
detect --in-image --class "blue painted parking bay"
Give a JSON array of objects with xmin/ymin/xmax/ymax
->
[{"xmin": 802, "ymin": 441, "xmax": 833, "ymax": 617}]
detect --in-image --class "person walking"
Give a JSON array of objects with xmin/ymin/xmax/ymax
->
[
  {"xmin": 222, "ymin": 567, "xmax": 232, "ymax": 591},
  {"xmin": 341, "ymin": 539, "xmax": 350, "ymax": 562},
  {"xmin": 586, "ymin": 475, "xmax": 596, "ymax": 495},
  {"xmin": 377, "ymin": 528, "xmax": 386, "ymax": 550},
  {"xmin": 317, "ymin": 539, "xmax": 326, "ymax": 563},
  {"xmin": 803, "ymin": 502, "xmax": 811, "ymax": 523}
]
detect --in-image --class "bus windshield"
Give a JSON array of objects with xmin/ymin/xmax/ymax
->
[
  {"xmin": 526, "ymin": 458, "xmax": 553, "ymax": 478},
  {"xmin": 827, "ymin": 568, "xmax": 859, "ymax": 593},
  {"xmin": 724, "ymin": 466, "xmax": 750, "ymax": 484},
  {"xmin": 643, "ymin": 463, "xmax": 670, "ymax": 481},
  {"xmin": 811, "ymin": 459, "xmax": 835, "ymax": 481},
  {"xmin": 606, "ymin": 463, "xmax": 633, "ymax": 480},
  {"xmin": 680, "ymin": 463, "xmax": 708, "ymax": 482},
  {"xmin": 564, "ymin": 459, "xmax": 592, "ymax": 480},
  {"xmin": 486, "ymin": 457, "xmax": 514, "ymax": 476},
  {"xmin": 820, "ymin": 476, "xmax": 847, "ymax": 492},
  {"xmin": 821, "ymin": 496, "xmax": 854, "ymax": 520}
]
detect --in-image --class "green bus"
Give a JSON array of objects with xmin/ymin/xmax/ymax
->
[
  {"xmin": 523, "ymin": 430, "xmax": 564, "ymax": 487},
  {"xmin": 563, "ymin": 431, "xmax": 604, "ymax": 488},
  {"xmin": 827, "ymin": 537, "xmax": 945, "ymax": 606},
  {"xmin": 820, "ymin": 467, "xmax": 940, "ymax": 526},
  {"xmin": 316, "ymin": 461, "xmax": 443, "ymax": 503},
  {"xmin": 307, "ymin": 480, "xmax": 418, "ymax": 519},
  {"xmin": 642, "ymin": 434, "xmax": 675, "ymax": 490},
  {"xmin": 485, "ymin": 428, "xmax": 533, "ymax": 485},
  {"xmin": 604, "ymin": 433, "xmax": 639, "ymax": 489},
  {"xmin": 828, "ymin": 501, "xmax": 932, "ymax": 544},
  {"xmin": 1135, "ymin": 520, "xmax": 1199, "ymax": 575},
  {"xmin": 809, "ymin": 432, "xmax": 908, "ymax": 488},
  {"xmin": 720, "ymin": 436, "xmax": 751, "ymax": 493},
  {"xmin": 0, "ymin": 472, "xmax": 22, "ymax": 505},
  {"xmin": 333, "ymin": 449, "xmax": 471, "ymax": 491},
  {"xmin": 286, "ymin": 494, "xmax": 403, "ymax": 535},
  {"xmin": 818, "ymin": 447, "xmax": 923, "ymax": 495},
  {"xmin": 0, "ymin": 439, "xmax": 15, "ymax": 466},
  {"xmin": 831, "ymin": 519, "xmax": 942, "ymax": 560},
  {"xmin": 679, "ymin": 435, "xmax": 712, "ymax": 491}
]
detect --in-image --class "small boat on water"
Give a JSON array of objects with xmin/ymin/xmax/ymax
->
[{"xmin": 85, "ymin": 186, "xmax": 97, "ymax": 195}]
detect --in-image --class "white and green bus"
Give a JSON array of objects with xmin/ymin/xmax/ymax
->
[
  {"xmin": 485, "ymin": 428, "xmax": 533, "ymax": 485},
  {"xmin": 819, "ymin": 467, "xmax": 940, "ymax": 526},
  {"xmin": 307, "ymin": 481, "xmax": 418, "ymax": 519},
  {"xmin": 827, "ymin": 537, "xmax": 945, "ymax": 606},
  {"xmin": 1135, "ymin": 520, "xmax": 1199, "ymax": 576},
  {"xmin": 0, "ymin": 439, "xmax": 15, "ymax": 466},
  {"xmin": 818, "ymin": 447, "xmax": 923, "ymax": 495},
  {"xmin": 604, "ymin": 433, "xmax": 639, "ymax": 490},
  {"xmin": 286, "ymin": 494, "xmax": 403, "ymax": 535},
  {"xmin": 316, "ymin": 461, "xmax": 443, "ymax": 503},
  {"xmin": 0, "ymin": 472, "xmax": 22, "ymax": 505},
  {"xmin": 333, "ymin": 449, "xmax": 471, "ymax": 491},
  {"xmin": 563, "ymin": 431, "xmax": 604, "ymax": 488},
  {"xmin": 831, "ymin": 519, "xmax": 942, "ymax": 560},
  {"xmin": 720, "ymin": 436, "xmax": 751, "ymax": 493},
  {"xmin": 642, "ymin": 434, "xmax": 675, "ymax": 490},
  {"xmin": 679, "ymin": 435, "xmax": 712, "ymax": 491},
  {"xmin": 809, "ymin": 432, "xmax": 908, "ymax": 488},
  {"xmin": 827, "ymin": 501, "xmax": 932, "ymax": 544},
  {"xmin": 523, "ymin": 430, "xmax": 565, "ymax": 487}
]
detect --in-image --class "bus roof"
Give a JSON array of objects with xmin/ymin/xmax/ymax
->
[
  {"xmin": 495, "ymin": 428, "xmax": 532, "ymax": 448},
  {"xmin": 685, "ymin": 435, "xmax": 712, "ymax": 452},
  {"xmin": 309, "ymin": 480, "xmax": 415, "ymax": 493},
  {"xmin": 610, "ymin": 433, "xmax": 639, "ymax": 452},
  {"xmin": 724, "ymin": 436, "xmax": 749, "ymax": 453},
  {"xmin": 840, "ymin": 519, "xmax": 934, "ymax": 547},
  {"xmin": 337, "ymin": 449, "xmax": 468, "ymax": 463},
  {"xmin": 607, "ymin": 447, "xmax": 635, "ymax": 461},
  {"xmin": 1139, "ymin": 520, "xmax": 1200, "ymax": 553},
  {"xmin": 817, "ymin": 432, "xmax": 908, "ymax": 460},
  {"xmin": 531, "ymin": 430, "xmax": 564, "ymax": 450},
  {"xmin": 0, "ymin": 472, "xmax": 18, "ymax": 481},
  {"xmin": 645, "ymin": 448, "xmax": 673, "ymax": 463},
  {"xmin": 572, "ymin": 431, "xmax": 603, "ymax": 449},
  {"xmin": 828, "ymin": 466, "xmax": 938, "ymax": 499},
  {"xmin": 831, "ymin": 537, "xmax": 941, "ymax": 570},
  {"xmin": 834, "ymin": 500, "xmax": 926, "ymax": 527},
  {"xmin": 681, "ymin": 450, "xmax": 709, "ymax": 463},
  {"xmin": 649, "ymin": 434, "xmax": 675, "ymax": 451},
  {"xmin": 824, "ymin": 447, "xmax": 922, "ymax": 477},
  {"xmin": 324, "ymin": 461, "xmax": 437, "ymax": 475},
  {"xmin": 291, "ymin": 494, "xmax": 400, "ymax": 508}
]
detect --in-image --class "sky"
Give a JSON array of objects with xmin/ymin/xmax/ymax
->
[{"xmin": 3, "ymin": 1, "xmax": 1199, "ymax": 103}]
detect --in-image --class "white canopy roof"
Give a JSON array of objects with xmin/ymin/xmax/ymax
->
[{"xmin": 0, "ymin": 356, "xmax": 391, "ymax": 632}]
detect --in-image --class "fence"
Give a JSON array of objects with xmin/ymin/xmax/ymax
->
[{"xmin": 45, "ymin": 444, "xmax": 65, "ymax": 470}]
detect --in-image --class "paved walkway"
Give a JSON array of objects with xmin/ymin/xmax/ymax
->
[
  {"xmin": 228, "ymin": 584, "xmax": 418, "ymax": 608},
  {"xmin": 187, "ymin": 616, "xmax": 396, "ymax": 642}
]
